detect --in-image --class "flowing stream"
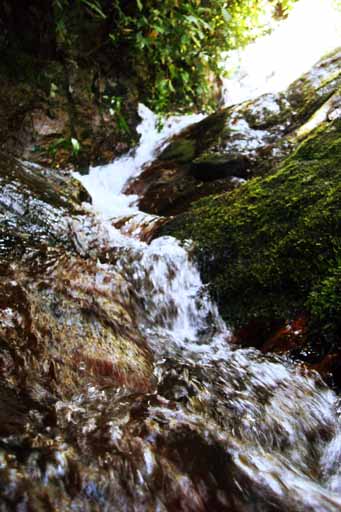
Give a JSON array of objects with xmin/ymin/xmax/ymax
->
[
  {"xmin": 1, "ymin": 2, "xmax": 341, "ymax": 510},
  {"xmin": 70, "ymin": 97, "xmax": 341, "ymax": 510},
  {"xmin": 64, "ymin": 3, "xmax": 341, "ymax": 507}
]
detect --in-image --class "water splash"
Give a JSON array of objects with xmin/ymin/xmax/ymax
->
[
  {"xmin": 74, "ymin": 104, "xmax": 204, "ymax": 219},
  {"xmin": 71, "ymin": 213, "xmax": 229, "ymax": 362},
  {"xmin": 67, "ymin": 12, "xmax": 341, "ymax": 508}
]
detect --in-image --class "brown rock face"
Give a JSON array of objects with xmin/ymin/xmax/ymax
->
[
  {"xmin": 2, "ymin": 151, "xmax": 338, "ymax": 512},
  {"xmin": 32, "ymin": 109, "xmax": 68, "ymax": 137},
  {"xmin": 124, "ymin": 159, "xmax": 240, "ymax": 215},
  {"xmin": 0, "ymin": 154, "xmax": 154, "ymax": 401},
  {"xmin": 0, "ymin": 60, "xmax": 140, "ymax": 171}
]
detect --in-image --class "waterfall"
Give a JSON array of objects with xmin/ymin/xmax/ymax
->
[
  {"xmin": 67, "ymin": 5, "xmax": 341, "ymax": 505},
  {"xmin": 1, "ymin": 3, "xmax": 341, "ymax": 510},
  {"xmin": 75, "ymin": 104, "xmax": 205, "ymax": 219},
  {"xmin": 70, "ymin": 94, "xmax": 341, "ymax": 509}
]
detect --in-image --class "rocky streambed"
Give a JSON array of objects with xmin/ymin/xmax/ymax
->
[{"xmin": 1, "ymin": 49, "xmax": 341, "ymax": 511}]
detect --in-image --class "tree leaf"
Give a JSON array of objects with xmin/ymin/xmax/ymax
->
[
  {"xmin": 222, "ymin": 8, "xmax": 231, "ymax": 23},
  {"xmin": 80, "ymin": 0, "xmax": 106, "ymax": 19},
  {"xmin": 71, "ymin": 138, "xmax": 80, "ymax": 155}
]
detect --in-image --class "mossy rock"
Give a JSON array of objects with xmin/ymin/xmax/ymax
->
[
  {"xmin": 160, "ymin": 138, "xmax": 196, "ymax": 163},
  {"xmin": 126, "ymin": 49, "xmax": 341, "ymax": 219},
  {"xmin": 159, "ymin": 109, "xmax": 228, "ymax": 164},
  {"xmin": 159, "ymin": 48, "xmax": 341, "ymax": 172},
  {"xmin": 286, "ymin": 48, "xmax": 341, "ymax": 125},
  {"xmin": 191, "ymin": 152, "xmax": 251, "ymax": 180},
  {"xmin": 161, "ymin": 119, "xmax": 341, "ymax": 346}
]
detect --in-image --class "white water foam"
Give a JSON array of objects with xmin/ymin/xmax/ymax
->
[
  {"xmin": 71, "ymin": 212, "xmax": 229, "ymax": 360},
  {"xmin": 72, "ymin": 103, "xmax": 225, "ymax": 359},
  {"xmin": 70, "ymin": 6, "xmax": 341, "ymax": 505},
  {"xmin": 74, "ymin": 104, "xmax": 204, "ymax": 219}
]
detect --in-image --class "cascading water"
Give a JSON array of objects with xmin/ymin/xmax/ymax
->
[
  {"xmin": 73, "ymin": 104, "xmax": 224, "ymax": 361},
  {"xmin": 77, "ymin": 104, "xmax": 205, "ymax": 219},
  {"xmin": 1, "ymin": 3, "xmax": 341, "ymax": 510},
  {"xmin": 69, "ymin": 93, "xmax": 341, "ymax": 509},
  {"xmin": 58, "ymin": 4, "xmax": 341, "ymax": 507}
]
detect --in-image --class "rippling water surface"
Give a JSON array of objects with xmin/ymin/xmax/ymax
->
[
  {"xmin": 2, "ymin": 3, "xmax": 341, "ymax": 507},
  {"xmin": 69, "ymin": 96, "xmax": 341, "ymax": 509}
]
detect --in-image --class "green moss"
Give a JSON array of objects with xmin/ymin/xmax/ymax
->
[
  {"xmin": 241, "ymin": 94, "xmax": 290, "ymax": 130},
  {"xmin": 193, "ymin": 152, "xmax": 231, "ymax": 165},
  {"xmin": 293, "ymin": 119, "xmax": 341, "ymax": 160},
  {"xmin": 160, "ymin": 139, "xmax": 196, "ymax": 163},
  {"xmin": 162, "ymin": 120, "xmax": 341, "ymax": 335},
  {"xmin": 159, "ymin": 109, "xmax": 227, "ymax": 164},
  {"xmin": 286, "ymin": 68, "xmax": 341, "ymax": 126}
]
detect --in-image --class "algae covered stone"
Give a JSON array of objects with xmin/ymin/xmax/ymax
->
[{"xmin": 161, "ymin": 119, "xmax": 341, "ymax": 346}]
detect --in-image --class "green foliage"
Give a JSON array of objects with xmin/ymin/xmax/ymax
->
[
  {"xmin": 162, "ymin": 120, "xmax": 341, "ymax": 335},
  {"xmin": 53, "ymin": 0, "xmax": 70, "ymax": 49},
  {"xmin": 48, "ymin": 136, "xmax": 81, "ymax": 159},
  {"xmin": 51, "ymin": 0, "xmax": 297, "ymax": 113},
  {"xmin": 103, "ymin": 94, "xmax": 131, "ymax": 134},
  {"xmin": 108, "ymin": 0, "xmax": 297, "ymax": 113},
  {"xmin": 80, "ymin": 0, "xmax": 106, "ymax": 19}
]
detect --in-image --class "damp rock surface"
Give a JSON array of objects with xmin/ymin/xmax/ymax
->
[{"xmin": 161, "ymin": 112, "xmax": 341, "ymax": 387}]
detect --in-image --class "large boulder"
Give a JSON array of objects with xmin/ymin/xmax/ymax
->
[
  {"xmin": 160, "ymin": 114, "xmax": 341, "ymax": 385},
  {"xmin": 0, "ymin": 156, "xmax": 159, "ymax": 508},
  {"xmin": 0, "ymin": 154, "xmax": 154, "ymax": 398}
]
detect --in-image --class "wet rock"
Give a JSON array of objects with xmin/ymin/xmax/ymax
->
[
  {"xmin": 191, "ymin": 153, "xmax": 251, "ymax": 181},
  {"xmin": 0, "ymin": 165, "xmax": 157, "ymax": 511},
  {"xmin": 0, "ymin": 154, "xmax": 154, "ymax": 401},
  {"xmin": 161, "ymin": 111, "xmax": 341, "ymax": 388},
  {"xmin": 159, "ymin": 138, "xmax": 196, "ymax": 163},
  {"xmin": 231, "ymin": 314, "xmax": 341, "ymax": 391},
  {"xmin": 2, "ymin": 47, "xmax": 341, "ymax": 512},
  {"xmin": 112, "ymin": 213, "xmax": 169, "ymax": 243},
  {"xmin": 0, "ymin": 153, "xmax": 90, "ymax": 263},
  {"xmin": 128, "ymin": 48, "xmax": 341, "ymax": 216},
  {"xmin": 1, "ymin": 346, "xmax": 339, "ymax": 511},
  {"xmin": 286, "ymin": 48, "xmax": 341, "ymax": 123},
  {"xmin": 124, "ymin": 159, "xmax": 241, "ymax": 215}
]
